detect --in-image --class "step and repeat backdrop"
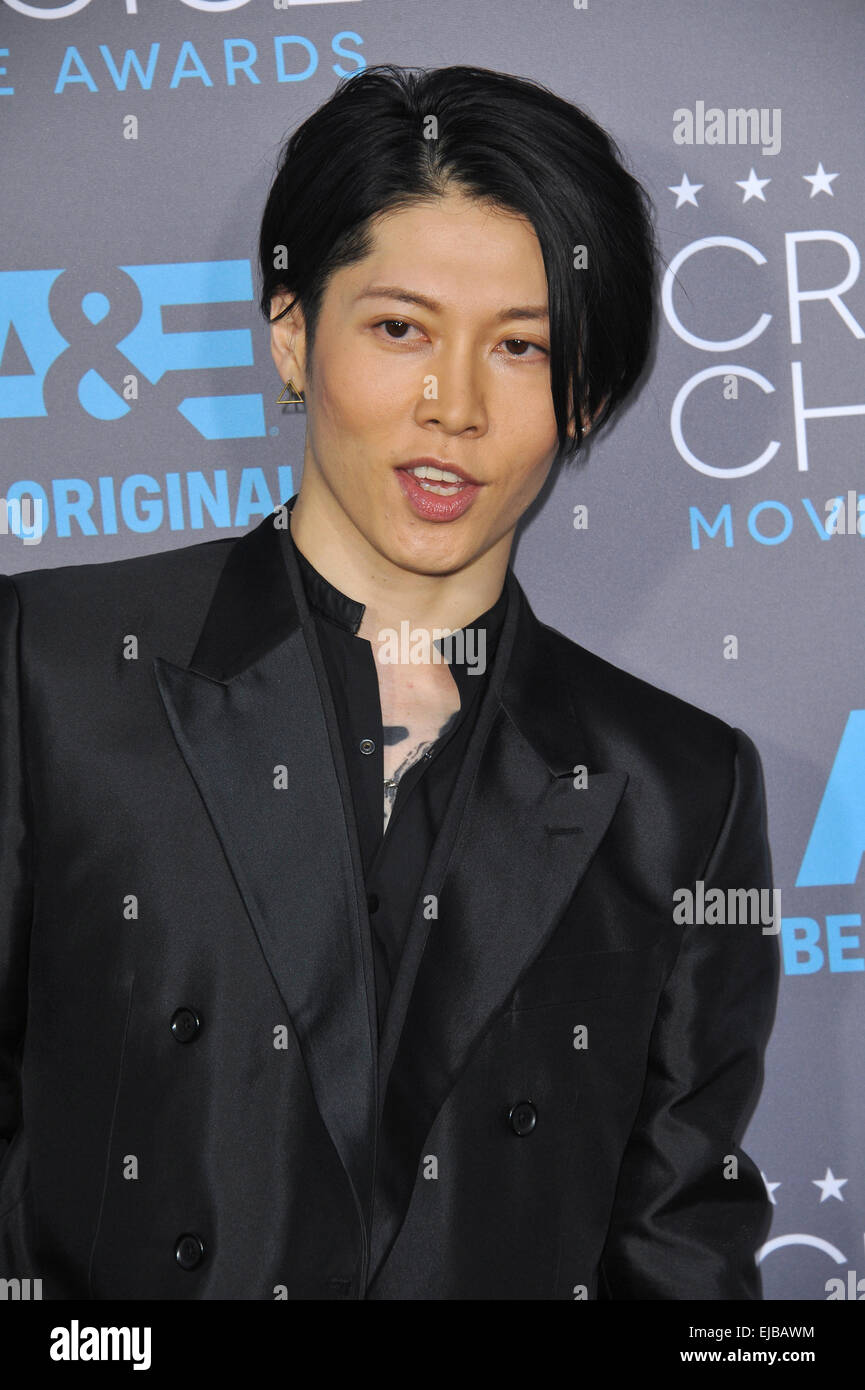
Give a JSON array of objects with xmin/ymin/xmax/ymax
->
[{"xmin": 1, "ymin": 0, "xmax": 863, "ymax": 1302}]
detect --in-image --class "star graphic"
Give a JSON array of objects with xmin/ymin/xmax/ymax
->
[
  {"xmin": 812, "ymin": 1167, "xmax": 847, "ymax": 1202},
  {"xmin": 761, "ymin": 1170, "xmax": 781, "ymax": 1204},
  {"xmin": 803, "ymin": 162, "xmax": 839, "ymax": 197},
  {"xmin": 736, "ymin": 168, "xmax": 771, "ymax": 203},
  {"xmin": 669, "ymin": 174, "xmax": 703, "ymax": 209}
]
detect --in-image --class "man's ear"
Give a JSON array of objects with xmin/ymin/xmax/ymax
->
[{"xmin": 269, "ymin": 290, "xmax": 308, "ymax": 391}]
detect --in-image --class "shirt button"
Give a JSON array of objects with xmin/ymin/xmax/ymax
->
[
  {"xmin": 359, "ymin": 738, "xmax": 375, "ymax": 755},
  {"xmin": 367, "ymin": 893, "xmax": 380, "ymax": 914}
]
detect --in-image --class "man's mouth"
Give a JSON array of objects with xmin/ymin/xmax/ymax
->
[{"xmin": 400, "ymin": 464, "xmax": 473, "ymax": 496}]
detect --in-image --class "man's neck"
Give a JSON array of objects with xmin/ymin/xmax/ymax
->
[{"xmin": 289, "ymin": 482, "xmax": 510, "ymax": 643}]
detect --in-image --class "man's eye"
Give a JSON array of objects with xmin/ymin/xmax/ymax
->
[
  {"xmin": 501, "ymin": 338, "xmax": 547, "ymax": 358},
  {"xmin": 371, "ymin": 322, "xmax": 546, "ymax": 356},
  {"xmin": 375, "ymin": 319, "xmax": 417, "ymax": 339}
]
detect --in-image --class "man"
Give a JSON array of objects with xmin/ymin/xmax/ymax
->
[{"xmin": 0, "ymin": 64, "xmax": 778, "ymax": 1299}]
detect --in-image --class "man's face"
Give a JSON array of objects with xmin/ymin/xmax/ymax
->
[{"xmin": 271, "ymin": 187, "xmax": 565, "ymax": 578}]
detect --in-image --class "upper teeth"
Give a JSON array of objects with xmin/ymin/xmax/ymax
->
[{"xmin": 409, "ymin": 464, "xmax": 464, "ymax": 484}]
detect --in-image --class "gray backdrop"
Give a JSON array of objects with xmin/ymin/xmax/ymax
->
[{"xmin": 1, "ymin": 0, "xmax": 863, "ymax": 1302}]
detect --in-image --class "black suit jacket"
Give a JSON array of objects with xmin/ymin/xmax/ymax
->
[{"xmin": 0, "ymin": 509, "xmax": 778, "ymax": 1299}]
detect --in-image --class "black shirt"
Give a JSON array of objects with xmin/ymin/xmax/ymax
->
[{"xmin": 287, "ymin": 513, "xmax": 508, "ymax": 1037}]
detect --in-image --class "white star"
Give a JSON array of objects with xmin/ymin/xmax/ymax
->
[
  {"xmin": 812, "ymin": 1167, "xmax": 847, "ymax": 1202},
  {"xmin": 761, "ymin": 1170, "xmax": 781, "ymax": 1204},
  {"xmin": 736, "ymin": 168, "xmax": 771, "ymax": 203},
  {"xmin": 669, "ymin": 174, "xmax": 703, "ymax": 208},
  {"xmin": 803, "ymin": 162, "xmax": 839, "ymax": 197}
]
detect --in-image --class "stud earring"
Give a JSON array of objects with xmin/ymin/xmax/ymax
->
[{"xmin": 276, "ymin": 378, "xmax": 305, "ymax": 406}]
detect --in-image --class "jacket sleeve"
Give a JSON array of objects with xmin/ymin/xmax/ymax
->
[
  {"xmin": 0, "ymin": 575, "xmax": 33, "ymax": 1178},
  {"xmin": 597, "ymin": 726, "xmax": 780, "ymax": 1299}
]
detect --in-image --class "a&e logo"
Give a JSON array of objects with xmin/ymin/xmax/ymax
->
[{"xmin": 0, "ymin": 260, "xmax": 264, "ymax": 439}]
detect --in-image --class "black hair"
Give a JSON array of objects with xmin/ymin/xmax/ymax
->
[{"xmin": 258, "ymin": 64, "xmax": 658, "ymax": 466}]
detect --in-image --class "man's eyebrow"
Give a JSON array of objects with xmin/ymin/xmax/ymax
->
[{"xmin": 355, "ymin": 285, "xmax": 549, "ymax": 322}]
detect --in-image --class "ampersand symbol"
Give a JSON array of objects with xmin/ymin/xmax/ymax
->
[{"xmin": 44, "ymin": 266, "xmax": 145, "ymax": 422}]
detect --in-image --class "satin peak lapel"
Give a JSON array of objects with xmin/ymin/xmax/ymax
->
[
  {"xmin": 153, "ymin": 512, "xmax": 378, "ymax": 1230},
  {"xmin": 369, "ymin": 575, "xmax": 628, "ymax": 1284}
]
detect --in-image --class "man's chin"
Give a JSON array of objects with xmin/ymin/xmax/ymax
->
[{"xmin": 376, "ymin": 536, "xmax": 480, "ymax": 580}]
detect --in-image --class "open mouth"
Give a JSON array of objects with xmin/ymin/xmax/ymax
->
[
  {"xmin": 394, "ymin": 462, "xmax": 482, "ymax": 522},
  {"xmin": 401, "ymin": 463, "xmax": 472, "ymax": 496}
]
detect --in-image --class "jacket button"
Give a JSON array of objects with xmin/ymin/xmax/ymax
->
[
  {"xmin": 508, "ymin": 1101, "xmax": 537, "ymax": 1136},
  {"xmin": 367, "ymin": 893, "xmax": 380, "ymax": 914},
  {"xmin": 175, "ymin": 1233, "xmax": 205, "ymax": 1270},
  {"xmin": 170, "ymin": 1007, "xmax": 201, "ymax": 1043}
]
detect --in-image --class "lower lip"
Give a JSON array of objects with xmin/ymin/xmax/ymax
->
[{"xmin": 395, "ymin": 469, "xmax": 481, "ymax": 522}]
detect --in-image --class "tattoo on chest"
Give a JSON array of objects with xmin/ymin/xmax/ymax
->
[{"xmin": 381, "ymin": 709, "xmax": 460, "ymax": 829}]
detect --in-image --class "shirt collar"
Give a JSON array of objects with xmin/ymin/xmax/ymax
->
[{"xmin": 284, "ymin": 494, "xmax": 508, "ymax": 682}]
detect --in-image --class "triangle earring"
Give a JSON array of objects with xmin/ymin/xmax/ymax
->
[{"xmin": 276, "ymin": 378, "xmax": 305, "ymax": 406}]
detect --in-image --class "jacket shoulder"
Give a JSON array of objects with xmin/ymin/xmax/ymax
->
[
  {"xmin": 537, "ymin": 616, "xmax": 747, "ymax": 781},
  {"xmin": 1, "ymin": 534, "xmax": 237, "ymax": 665},
  {"xmin": 5, "ymin": 532, "xmax": 234, "ymax": 602}
]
